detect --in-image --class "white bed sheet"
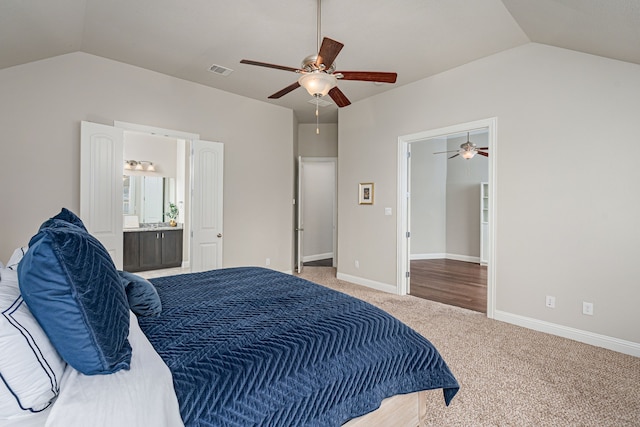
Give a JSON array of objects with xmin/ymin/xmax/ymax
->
[{"xmin": 1, "ymin": 312, "xmax": 183, "ymax": 427}]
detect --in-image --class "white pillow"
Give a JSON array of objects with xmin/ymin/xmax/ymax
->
[
  {"xmin": 0, "ymin": 267, "xmax": 67, "ymax": 419},
  {"xmin": 5, "ymin": 247, "xmax": 27, "ymax": 271}
]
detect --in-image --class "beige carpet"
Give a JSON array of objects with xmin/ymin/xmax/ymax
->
[{"xmin": 297, "ymin": 267, "xmax": 640, "ymax": 427}]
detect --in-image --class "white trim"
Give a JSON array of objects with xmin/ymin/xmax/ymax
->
[
  {"xmin": 445, "ymin": 253, "xmax": 480, "ymax": 263},
  {"xmin": 114, "ymin": 121, "xmax": 200, "ymax": 140},
  {"xmin": 336, "ymin": 272, "xmax": 397, "ymax": 295},
  {"xmin": 410, "ymin": 253, "xmax": 446, "ymax": 260},
  {"xmin": 494, "ymin": 310, "xmax": 640, "ymax": 357},
  {"xmin": 411, "ymin": 253, "xmax": 481, "ymax": 263},
  {"xmin": 397, "ymin": 117, "xmax": 497, "ymax": 318},
  {"xmin": 303, "ymin": 252, "xmax": 333, "ymax": 262},
  {"xmin": 396, "ymin": 142, "xmax": 409, "ymax": 295}
]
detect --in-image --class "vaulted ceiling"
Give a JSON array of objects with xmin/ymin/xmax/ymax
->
[{"xmin": 2, "ymin": 0, "xmax": 638, "ymax": 123}]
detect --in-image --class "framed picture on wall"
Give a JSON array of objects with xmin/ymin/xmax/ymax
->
[{"xmin": 359, "ymin": 183, "xmax": 374, "ymax": 205}]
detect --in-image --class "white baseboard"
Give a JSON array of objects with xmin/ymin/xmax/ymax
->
[
  {"xmin": 446, "ymin": 253, "xmax": 480, "ymax": 263},
  {"xmin": 494, "ymin": 310, "xmax": 640, "ymax": 357},
  {"xmin": 303, "ymin": 252, "xmax": 333, "ymax": 262},
  {"xmin": 411, "ymin": 253, "xmax": 480, "ymax": 263},
  {"xmin": 336, "ymin": 272, "xmax": 397, "ymax": 294},
  {"xmin": 181, "ymin": 261, "xmax": 190, "ymax": 269},
  {"xmin": 411, "ymin": 253, "xmax": 446, "ymax": 260}
]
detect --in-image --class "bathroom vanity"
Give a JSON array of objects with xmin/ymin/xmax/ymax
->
[{"xmin": 123, "ymin": 225, "xmax": 183, "ymax": 272}]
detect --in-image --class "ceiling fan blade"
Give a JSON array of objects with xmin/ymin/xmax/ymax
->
[
  {"xmin": 477, "ymin": 147, "xmax": 489, "ymax": 150},
  {"xmin": 328, "ymin": 86, "xmax": 351, "ymax": 107},
  {"xmin": 268, "ymin": 81, "xmax": 301, "ymax": 99},
  {"xmin": 477, "ymin": 151, "xmax": 489, "ymax": 157},
  {"xmin": 240, "ymin": 59, "xmax": 300, "ymax": 73},
  {"xmin": 433, "ymin": 150, "xmax": 459, "ymax": 154},
  {"xmin": 448, "ymin": 153, "xmax": 460, "ymax": 159},
  {"xmin": 336, "ymin": 71, "xmax": 397, "ymax": 83},
  {"xmin": 316, "ymin": 37, "xmax": 344, "ymax": 70}
]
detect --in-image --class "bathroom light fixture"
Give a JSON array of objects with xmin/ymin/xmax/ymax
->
[{"xmin": 124, "ymin": 160, "xmax": 157, "ymax": 172}]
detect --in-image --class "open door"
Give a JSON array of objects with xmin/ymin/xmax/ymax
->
[
  {"xmin": 80, "ymin": 121, "xmax": 124, "ymax": 268},
  {"xmin": 191, "ymin": 140, "xmax": 224, "ymax": 272},
  {"xmin": 296, "ymin": 156, "xmax": 304, "ymax": 273},
  {"xmin": 405, "ymin": 145, "xmax": 412, "ymax": 294}
]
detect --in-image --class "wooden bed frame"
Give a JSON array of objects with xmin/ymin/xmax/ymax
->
[{"xmin": 343, "ymin": 391, "xmax": 426, "ymax": 427}]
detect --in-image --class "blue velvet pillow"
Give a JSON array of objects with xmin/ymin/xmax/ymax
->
[
  {"xmin": 118, "ymin": 271, "xmax": 162, "ymax": 317},
  {"xmin": 38, "ymin": 208, "xmax": 88, "ymax": 232},
  {"xmin": 18, "ymin": 222, "xmax": 131, "ymax": 375}
]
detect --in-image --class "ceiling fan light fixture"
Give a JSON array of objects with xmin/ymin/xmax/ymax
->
[
  {"xmin": 298, "ymin": 72, "xmax": 337, "ymax": 97},
  {"xmin": 461, "ymin": 150, "xmax": 476, "ymax": 159}
]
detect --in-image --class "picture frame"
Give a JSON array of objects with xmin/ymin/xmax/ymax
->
[{"xmin": 358, "ymin": 183, "xmax": 374, "ymax": 205}]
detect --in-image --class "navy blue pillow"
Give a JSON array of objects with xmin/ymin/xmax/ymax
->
[
  {"xmin": 118, "ymin": 271, "xmax": 162, "ymax": 317},
  {"xmin": 38, "ymin": 208, "xmax": 87, "ymax": 232},
  {"xmin": 18, "ymin": 222, "xmax": 131, "ymax": 375}
]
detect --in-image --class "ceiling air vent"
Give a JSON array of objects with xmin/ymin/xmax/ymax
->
[{"xmin": 208, "ymin": 64, "xmax": 233, "ymax": 76}]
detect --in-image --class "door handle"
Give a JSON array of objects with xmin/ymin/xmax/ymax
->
[{"xmin": 217, "ymin": 233, "xmax": 222, "ymax": 238}]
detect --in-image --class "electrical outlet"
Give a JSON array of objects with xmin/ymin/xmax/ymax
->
[
  {"xmin": 545, "ymin": 295, "xmax": 556, "ymax": 308},
  {"xmin": 583, "ymin": 302, "xmax": 594, "ymax": 315},
  {"xmin": 355, "ymin": 260, "xmax": 359, "ymax": 269}
]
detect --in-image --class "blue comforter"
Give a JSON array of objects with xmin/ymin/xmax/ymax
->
[{"xmin": 138, "ymin": 267, "xmax": 458, "ymax": 426}]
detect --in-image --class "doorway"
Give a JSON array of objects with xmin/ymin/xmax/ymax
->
[
  {"xmin": 297, "ymin": 157, "xmax": 337, "ymax": 272},
  {"xmin": 80, "ymin": 121, "xmax": 223, "ymax": 274},
  {"xmin": 397, "ymin": 118, "xmax": 497, "ymax": 318}
]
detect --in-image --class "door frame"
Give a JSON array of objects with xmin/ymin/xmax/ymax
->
[{"xmin": 397, "ymin": 117, "xmax": 497, "ymax": 318}]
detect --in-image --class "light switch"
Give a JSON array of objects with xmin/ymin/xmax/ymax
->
[{"xmin": 384, "ymin": 207, "xmax": 392, "ymax": 216}]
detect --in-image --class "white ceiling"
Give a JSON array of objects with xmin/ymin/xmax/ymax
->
[{"xmin": 1, "ymin": 0, "xmax": 638, "ymax": 123}]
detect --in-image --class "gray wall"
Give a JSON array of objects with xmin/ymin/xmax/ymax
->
[
  {"xmin": 338, "ymin": 43, "xmax": 640, "ymax": 345},
  {"xmin": 409, "ymin": 139, "xmax": 447, "ymax": 256},
  {"xmin": 0, "ymin": 52, "xmax": 294, "ymax": 272},
  {"xmin": 298, "ymin": 124, "xmax": 338, "ymax": 158}
]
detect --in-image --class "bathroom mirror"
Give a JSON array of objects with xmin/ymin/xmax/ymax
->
[{"xmin": 123, "ymin": 176, "xmax": 176, "ymax": 224}]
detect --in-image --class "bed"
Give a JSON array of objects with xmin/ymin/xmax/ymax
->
[{"xmin": 1, "ymin": 209, "xmax": 459, "ymax": 426}]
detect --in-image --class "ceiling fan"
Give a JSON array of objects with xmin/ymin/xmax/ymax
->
[
  {"xmin": 433, "ymin": 133, "xmax": 489, "ymax": 160},
  {"xmin": 239, "ymin": 0, "xmax": 397, "ymax": 109}
]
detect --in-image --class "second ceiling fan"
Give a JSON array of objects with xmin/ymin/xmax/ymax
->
[
  {"xmin": 434, "ymin": 132, "xmax": 489, "ymax": 159},
  {"xmin": 240, "ymin": 0, "xmax": 397, "ymax": 108}
]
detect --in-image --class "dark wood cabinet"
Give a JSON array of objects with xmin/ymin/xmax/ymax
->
[
  {"xmin": 123, "ymin": 231, "xmax": 140, "ymax": 272},
  {"xmin": 123, "ymin": 229, "xmax": 183, "ymax": 272}
]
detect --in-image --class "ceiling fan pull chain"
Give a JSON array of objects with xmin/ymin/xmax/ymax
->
[{"xmin": 316, "ymin": 97, "xmax": 320, "ymax": 134}]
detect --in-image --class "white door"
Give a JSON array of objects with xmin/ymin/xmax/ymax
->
[
  {"xmin": 296, "ymin": 156, "xmax": 304, "ymax": 273},
  {"xmin": 80, "ymin": 121, "xmax": 124, "ymax": 268},
  {"xmin": 405, "ymin": 145, "xmax": 412, "ymax": 294},
  {"xmin": 191, "ymin": 140, "xmax": 224, "ymax": 272}
]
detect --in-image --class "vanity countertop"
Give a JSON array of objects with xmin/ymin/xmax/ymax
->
[{"xmin": 124, "ymin": 224, "xmax": 183, "ymax": 232}]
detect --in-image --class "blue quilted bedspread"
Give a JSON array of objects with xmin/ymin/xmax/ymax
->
[{"xmin": 138, "ymin": 267, "xmax": 459, "ymax": 426}]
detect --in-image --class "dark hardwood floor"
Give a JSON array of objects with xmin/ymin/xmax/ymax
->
[
  {"xmin": 304, "ymin": 258, "xmax": 333, "ymax": 267},
  {"xmin": 410, "ymin": 259, "xmax": 487, "ymax": 313}
]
